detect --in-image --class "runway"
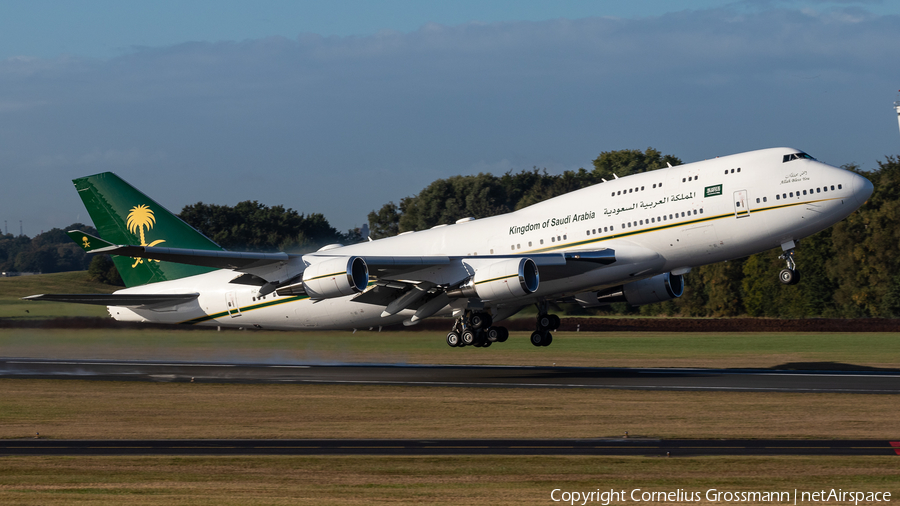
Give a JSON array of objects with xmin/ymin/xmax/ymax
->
[
  {"xmin": 1, "ymin": 438, "xmax": 898, "ymax": 456},
  {"xmin": 1, "ymin": 358, "xmax": 899, "ymax": 393}
]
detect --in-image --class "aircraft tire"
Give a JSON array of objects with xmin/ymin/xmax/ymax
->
[
  {"xmin": 471, "ymin": 312, "xmax": 492, "ymax": 330},
  {"xmin": 779, "ymin": 268, "xmax": 799, "ymax": 285},
  {"xmin": 530, "ymin": 331, "xmax": 545, "ymax": 347},
  {"xmin": 482, "ymin": 340, "xmax": 492, "ymax": 348},
  {"xmin": 446, "ymin": 332, "xmax": 461, "ymax": 348},
  {"xmin": 486, "ymin": 327, "xmax": 500, "ymax": 342},
  {"xmin": 542, "ymin": 332, "xmax": 553, "ymax": 347},
  {"xmin": 549, "ymin": 314, "xmax": 561, "ymax": 330},
  {"xmin": 497, "ymin": 327, "xmax": 509, "ymax": 342},
  {"xmin": 462, "ymin": 330, "xmax": 477, "ymax": 346},
  {"xmin": 537, "ymin": 315, "xmax": 552, "ymax": 331}
]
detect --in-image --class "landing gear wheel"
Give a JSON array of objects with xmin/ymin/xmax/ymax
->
[
  {"xmin": 482, "ymin": 340, "xmax": 492, "ymax": 348},
  {"xmin": 779, "ymin": 268, "xmax": 800, "ymax": 285},
  {"xmin": 486, "ymin": 327, "xmax": 501, "ymax": 342},
  {"xmin": 537, "ymin": 315, "xmax": 552, "ymax": 330},
  {"xmin": 497, "ymin": 327, "xmax": 509, "ymax": 343},
  {"xmin": 471, "ymin": 312, "xmax": 492, "ymax": 330},
  {"xmin": 461, "ymin": 330, "xmax": 477, "ymax": 346},
  {"xmin": 548, "ymin": 314, "xmax": 561, "ymax": 330},
  {"xmin": 446, "ymin": 332, "xmax": 461, "ymax": 347},
  {"xmin": 530, "ymin": 331, "xmax": 547, "ymax": 347},
  {"xmin": 542, "ymin": 332, "xmax": 553, "ymax": 347}
]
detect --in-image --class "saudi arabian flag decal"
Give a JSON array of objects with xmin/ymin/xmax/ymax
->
[{"xmin": 704, "ymin": 184, "xmax": 723, "ymax": 197}]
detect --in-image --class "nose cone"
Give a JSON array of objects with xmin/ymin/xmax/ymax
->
[{"xmin": 854, "ymin": 172, "xmax": 874, "ymax": 206}]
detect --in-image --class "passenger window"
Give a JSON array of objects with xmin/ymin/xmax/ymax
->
[
  {"xmin": 737, "ymin": 168, "xmax": 741, "ymax": 173},
  {"xmin": 803, "ymin": 190, "xmax": 807, "ymax": 195},
  {"xmin": 817, "ymin": 188, "xmax": 821, "ymax": 193},
  {"xmin": 763, "ymin": 197, "xmax": 767, "ymax": 202},
  {"xmin": 700, "ymin": 208, "xmax": 704, "ymax": 214},
  {"xmin": 756, "ymin": 198, "xmax": 760, "ymax": 203},
  {"xmin": 823, "ymin": 187, "xmax": 827, "ymax": 192},
  {"xmin": 610, "ymin": 225, "xmax": 614, "ymax": 231},
  {"xmin": 776, "ymin": 195, "xmax": 780, "ymax": 200},
  {"xmin": 653, "ymin": 184, "xmax": 657, "ymax": 188},
  {"xmin": 682, "ymin": 178, "xmax": 686, "ymax": 182},
  {"xmin": 790, "ymin": 192, "xmax": 794, "ymax": 197},
  {"xmin": 783, "ymin": 193, "xmax": 787, "ymax": 198},
  {"xmin": 540, "ymin": 239, "xmax": 544, "ymax": 244},
  {"xmin": 629, "ymin": 188, "xmax": 633, "ymax": 193},
  {"xmin": 641, "ymin": 186, "xmax": 645, "ymax": 191},
  {"xmin": 693, "ymin": 210, "xmax": 697, "ymax": 215},
  {"xmin": 611, "ymin": 192, "xmax": 615, "ymax": 197},
  {"xmin": 831, "ymin": 185, "xmax": 835, "ymax": 190},
  {"xmin": 838, "ymin": 184, "xmax": 842, "ymax": 190}
]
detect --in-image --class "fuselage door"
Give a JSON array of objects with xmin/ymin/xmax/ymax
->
[
  {"xmin": 225, "ymin": 291, "xmax": 241, "ymax": 317},
  {"xmin": 733, "ymin": 190, "xmax": 750, "ymax": 218}
]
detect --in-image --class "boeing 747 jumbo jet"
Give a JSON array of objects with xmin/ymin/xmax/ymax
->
[{"xmin": 27, "ymin": 147, "xmax": 873, "ymax": 348}]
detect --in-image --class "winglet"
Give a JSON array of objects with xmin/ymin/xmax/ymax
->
[{"xmin": 67, "ymin": 230, "xmax": 114, "ymax": 253}]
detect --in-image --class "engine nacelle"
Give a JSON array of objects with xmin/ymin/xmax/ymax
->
[
  {"xmin": 301, "ymin": 256, "xmax": 368, "ymax": 299},
  {"xmin": 448, "ymin": 257, "xmax": 539, "ymax": 301},
  {"xmin": 593, "ymin": 272, "xmax": 684, "ymax": 307}
]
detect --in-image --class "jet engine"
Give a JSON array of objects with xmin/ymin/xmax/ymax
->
[
  {"xmin": 589, "ymin": 272, "xmax": 684, "ymax": 307},
  {"xmin": 300, "ymin": 256, "xmax": 369, "ymax": 299},
  {"xmin": 448, "ymin": 257, "xmax": 539, "ymax": 301}
]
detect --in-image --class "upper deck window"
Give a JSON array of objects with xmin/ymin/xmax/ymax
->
[{"xmin": 782, "ymin": 152, "xmax": 816, "ymax": 163}]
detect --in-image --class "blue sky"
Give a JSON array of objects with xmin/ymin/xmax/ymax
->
[{"xmin": 2, "ymin": 0, "xmax": 899, "ymax": 236}]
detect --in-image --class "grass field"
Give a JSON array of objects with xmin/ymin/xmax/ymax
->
[
  {"xmin": 1, "ymin": 455, "xmax": 896, "ymax": 505},
  {"xmin": 3, "ymin": 272, "xmax": 899, "ymax": 504},
  {"xmin": 2, "ymin": 327, "xmax": 899, "ymax": 369},
  {"xmin": 3, "ymin": 380, "xmax": 900, "ymax": 440}
]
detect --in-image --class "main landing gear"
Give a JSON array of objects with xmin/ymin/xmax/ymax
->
[
  {"xmin": 529, "ymin": 301, "xmax": 560, "ymax": 347},
  {"xmin": 445, "ymin": 303, "xmax": 562, "ymax": 349},
  {"xmin": 778, "ymin": 248, "xmax": 800, "ymax": 285},
  {"xmin": 446, "ymin": 310, "xmax": 509, "ymax": 348}
]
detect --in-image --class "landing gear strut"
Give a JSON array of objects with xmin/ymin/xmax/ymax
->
[
  {"xmin": 778, "ymin": 248, "xmax": 800, "ymax": 285},
  {"xmin": 530, "ymin": 301, "xmax": 560, "ymax": 347},
  {"xmin": 446, "ymin": 310, "xmax": 508, "ymax": 348}
]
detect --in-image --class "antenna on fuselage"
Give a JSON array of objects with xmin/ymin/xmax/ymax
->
[{"xmin": 613, "ymin": 173, "xmax": 618, "ymax": 179}]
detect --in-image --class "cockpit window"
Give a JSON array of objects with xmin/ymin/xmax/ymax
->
[{"xmin": 782, "ymin": 152, "xmax": 816, "ymax": 163}]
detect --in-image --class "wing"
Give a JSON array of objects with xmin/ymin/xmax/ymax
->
[{"xmin": 23, "ymin": 293, "xmax": 199, "ymax": 308}]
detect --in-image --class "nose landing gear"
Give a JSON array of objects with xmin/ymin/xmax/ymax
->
[{"xmin": 778, "ymin": 248, "xmax": 800, "ymax": 285}]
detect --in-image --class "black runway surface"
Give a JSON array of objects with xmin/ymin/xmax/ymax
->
[
  {"xmin": 1, "ymin": 358, "xmax": 899, "ymax": 393},
  {"xmin": 2, "ymin": 438, "xmax": 899, "ymax": 456}
]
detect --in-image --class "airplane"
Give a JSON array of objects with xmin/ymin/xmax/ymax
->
[{"xmin": 26, "ymin": 147, "xmax": 873, "ymax": 348}]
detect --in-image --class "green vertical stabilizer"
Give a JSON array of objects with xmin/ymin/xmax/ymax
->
[{"xmin": 73, "ymin": 172, "xmax": 223, "ymax": 287}]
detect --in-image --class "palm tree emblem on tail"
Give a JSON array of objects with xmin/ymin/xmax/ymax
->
[{"xmin": 127, "ymin": 205, "xmax": 165, "ymax": 267}]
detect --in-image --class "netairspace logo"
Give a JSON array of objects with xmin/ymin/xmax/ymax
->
[{"xmin": 549, "ymin": 488, "xmax": 892, "ymax": 505}]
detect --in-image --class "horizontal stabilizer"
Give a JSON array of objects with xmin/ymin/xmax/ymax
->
[
  {"xmin": 67, "ymin": 230, "xmax": 114, "ymax": 253},
  {"xmin": 91, "ymin": 244, "xmax": 292, "ymax": 270},
  {"xmin": 23, "ymin": 293, "xmax": 199, "ymax": 307}
]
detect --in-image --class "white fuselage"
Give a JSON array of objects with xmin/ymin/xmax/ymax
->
[{"xmin": 109, "ymin": 147, "xmax": 872, "ymax": 330}]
